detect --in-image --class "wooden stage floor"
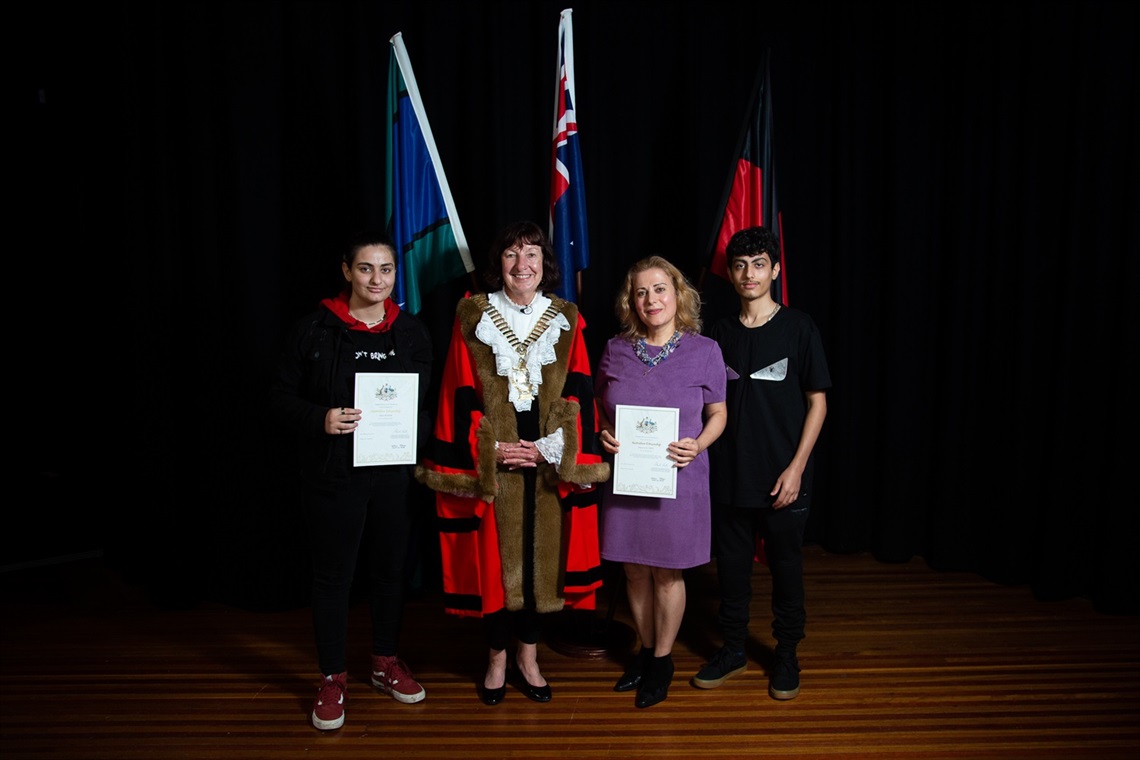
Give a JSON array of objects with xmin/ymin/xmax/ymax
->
[{"xmin": 2, "ymin": 545, "xmax": 1138, "ymax": 759}]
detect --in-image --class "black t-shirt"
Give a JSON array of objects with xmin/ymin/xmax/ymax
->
[
  {"xmin": 709, "ymin": 307, "xmax": 831, "ymax": 508},
  {"xmin": 350, "ymin": 328, "xmax": 399, "ymax": 372}
]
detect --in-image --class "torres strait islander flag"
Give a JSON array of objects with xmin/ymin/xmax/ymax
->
[
  {"xmin": 549, "ymin": 8, "xmax": 589, "ymax": 303},
  {"xmin": 708, "ymin": 49, "xmax": 789, "ymax": 306},
  {"xmin": 386, "ymin": 32, "xmax": 474, "ymax": 315}
]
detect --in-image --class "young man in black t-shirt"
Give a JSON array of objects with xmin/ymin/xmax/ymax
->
[{"xmin": 695, "ymin": 226, "xmax": 831, "ymax": 700}]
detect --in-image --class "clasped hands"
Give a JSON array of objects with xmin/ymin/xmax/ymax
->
[{"xmin": 497, "ymin": 440, "xmax": 545, "ymax": 470}]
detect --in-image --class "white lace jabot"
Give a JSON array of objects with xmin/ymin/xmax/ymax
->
[{"xmin": 476, "ymin": 290, "xmax": 571, "ymax": 412}]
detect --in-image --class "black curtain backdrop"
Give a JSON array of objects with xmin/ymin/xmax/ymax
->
[{"xmin": 15, "ymin": 1, "xmax": 1138, "ymax": 615}]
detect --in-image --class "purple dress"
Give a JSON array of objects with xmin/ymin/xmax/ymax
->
[{"xmin": 595, "ymin": 332, "xmax": 728, "ymax": 569}]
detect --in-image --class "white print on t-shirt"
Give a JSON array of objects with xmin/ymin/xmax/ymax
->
[
  {"xmin": 356, "ymin": 350, "xmax": 395, "ymax": 361},
  {"xmin": 750, "ymin": 358, "xmax": 788, "ymax": 381}
]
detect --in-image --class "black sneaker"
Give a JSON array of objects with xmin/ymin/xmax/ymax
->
[
  {"xmin": 768, "ymin": 649, "xmax": 800, "ymax": 700},
  {"xmin": 692, "ymin": 647, "xmax": 747, "ymax": 689}
]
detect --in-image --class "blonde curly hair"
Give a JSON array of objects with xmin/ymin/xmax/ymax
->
[{"xmin": 613, "ymin": 255, "xmax": 703, "ymax": 340}]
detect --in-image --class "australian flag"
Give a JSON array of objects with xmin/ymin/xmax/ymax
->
[{"xmin": 549, "ymin": 8, "xmax": 589, "ymax": 303}]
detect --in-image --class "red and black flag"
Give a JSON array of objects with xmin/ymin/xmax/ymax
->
[{"xmin": 705, "ymin": 49, "xmax": 788, "ymax": 305}]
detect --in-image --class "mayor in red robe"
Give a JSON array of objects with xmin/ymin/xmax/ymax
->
[{"xmin": 416, "ymin": 221, "xmax": 608, "ymax": 706}]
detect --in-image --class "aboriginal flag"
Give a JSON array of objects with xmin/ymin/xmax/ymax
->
[{"xmin": 706, "ymin": 49, "xmax": 788, "ymax": 306}]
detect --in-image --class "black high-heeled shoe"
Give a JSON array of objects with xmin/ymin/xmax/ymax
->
[
  {"xmin": 482, "ymin": 653, "xmax": 508, "ymax": 705},
  {"xmin": 515, "ymin": 672, "xmax": 552, "ymax": 702},
  {"xmin": 635, "ymin": 653, "xmax": 674, "ymax": 708},
  {"xmin": 614, "ymin": 646, "xmax": 653, "ymax": 692},
  {"xmin": 481, "ymin": 683, "xmax": 506, "ymax": 706},
  {"xmin": 515, "ymin": 660, "xmax": 554, "ymax": 706}
]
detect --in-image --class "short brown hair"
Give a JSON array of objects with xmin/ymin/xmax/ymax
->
[{"xmin": 480, "ymin": 221, "xmax": 562, "ymax": 293}]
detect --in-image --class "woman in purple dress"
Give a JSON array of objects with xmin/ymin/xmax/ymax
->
[{"xmin": 595, "ymin": 256, "xmax": 728, "ymax": 708}]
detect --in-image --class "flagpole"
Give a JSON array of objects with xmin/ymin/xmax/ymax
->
[{"xmin": 546, "ymin": 8, "xmax": 633, "ymax": 662}]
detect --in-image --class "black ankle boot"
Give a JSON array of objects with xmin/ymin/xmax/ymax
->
[
  {"xmin": 635, "ymin": 653, "xmax": 674, "ymax": 708},
  {"xmin": 614, "ymin": 646, "xmax": 652, "ymax": 692}
]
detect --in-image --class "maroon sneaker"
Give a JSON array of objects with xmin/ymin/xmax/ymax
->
[
  {"xmin": 311, "ymin": 672, "xmax": 347, "ymax": 730},
  {"xmin": 371, "ymin": 654, "xmax": 426, "ymax": 704}
]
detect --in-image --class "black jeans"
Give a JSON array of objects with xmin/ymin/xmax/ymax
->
[
  {"xmin": 711, "ymin": 502, "xmax": 809, "ymax": 651},
  {"xmin": 306, "ymin": 466, "xmax": 414, "ymax": 675}
]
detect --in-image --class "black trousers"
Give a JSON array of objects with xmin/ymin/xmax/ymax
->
[
  {"xmin": 711, "ymin": 502, "xmax": 809, "ymax": 651},
  {"xmin": 484, "ymin": 608, "xmax": 542, "ymax": 651},
  {"xmin": 306, "ymin": 466, "xmax": 415, "ymax": 675}
]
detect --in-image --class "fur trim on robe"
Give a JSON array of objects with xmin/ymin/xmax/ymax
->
[{"xmin": 416, "ymin": 294, "xmax": 609, "ymax": 617}]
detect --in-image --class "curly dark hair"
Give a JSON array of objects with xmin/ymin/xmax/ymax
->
[
  {"xmin": 480, "ymin": 221, "xmax": 562, "ymax": 293},
  {"xmin": 725, "ymin": 225, "xmax": 781, "ymax": 265}
]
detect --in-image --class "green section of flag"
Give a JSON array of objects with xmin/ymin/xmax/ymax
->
[
  {"xmin": 401, "ymin": 224, "xmax": 470, "ymax": 315},
  {"xmin": 385, "ymin": 33, "xmax": 473, "ymax": 315}
]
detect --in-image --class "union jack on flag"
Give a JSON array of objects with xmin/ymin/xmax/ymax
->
[{"xmin": 549, "ymin": 8, "xmax": 589, "ymax": 303}]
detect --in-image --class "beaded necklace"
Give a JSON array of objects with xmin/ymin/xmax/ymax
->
[{"xmin": 634, "ymin": 330, "xmax": 683, "ymax": 371}]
